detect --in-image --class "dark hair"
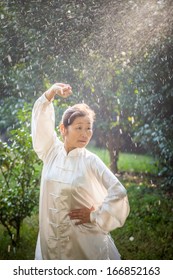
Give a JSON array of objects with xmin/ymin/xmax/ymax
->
[{"xmin": 61, "ymin": 103, "xmax": 95, "ymax": 128}]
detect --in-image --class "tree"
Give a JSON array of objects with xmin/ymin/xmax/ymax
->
[
  {"xmin": 0, "ymin": 105, "xmax": 40, "ymax": 246},
  {"xmin": 0, "ymin": 0, "xmax": 110, "ymax": 137},
  {"xmin": 72, "ymin": 51, "xmax": 137, "ymax": 173},
  {"xmin": 0, "ymin": 0, "xmax": 109, "ymax": 99},
  {"xmin": 134, "ymin": 37, "xmax": 173, "ymax": 191},
  {"xmin": 1, "ymin": 0, "xmax": 173, "ymax": 183}
]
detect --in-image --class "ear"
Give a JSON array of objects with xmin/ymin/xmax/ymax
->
[{"xmin": 59, "ymin": 123, "xmax": 67, "ymax": 137}]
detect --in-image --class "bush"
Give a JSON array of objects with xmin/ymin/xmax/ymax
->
[
  {"xmin": 113, "ymin": 184, "xmax": 173, "ymax": 260},
  {"xmin": 0, "ymin": 105, "xmax": 40, "ymax": 246}
]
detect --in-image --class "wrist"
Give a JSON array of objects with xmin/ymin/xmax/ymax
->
[
  {"xmin": 44, "ymin": 88, "xmax": 56, "ymax": 101},
  {"xmin": 90, "ymin": 211, "xmax": 97, "ymax": 224}
]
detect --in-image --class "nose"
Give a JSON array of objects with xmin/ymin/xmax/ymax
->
[{"xmin": 81, "ymin": 129, "xmax": 89, "ymax": 138}]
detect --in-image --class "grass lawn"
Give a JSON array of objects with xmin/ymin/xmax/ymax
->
[
  {"xmin": 88, "ymin": 145, "xmax": 158, "ymax": 174},
  {"xmin": 0, "ymin": 146, "xmax": 172, "ymax": 260}
]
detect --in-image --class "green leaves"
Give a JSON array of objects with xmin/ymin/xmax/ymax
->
[
  {"xmin": 0, "ymin": 105, "xmax": 40, "ymax": 245},
  {"xmin": 113, "ymin": 183, "xmax": 173, "ymax": 259}
]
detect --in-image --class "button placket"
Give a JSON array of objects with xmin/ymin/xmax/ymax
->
[{"xmin": 48, "ymin": 191, "xmax": 71, "ymax": 241}]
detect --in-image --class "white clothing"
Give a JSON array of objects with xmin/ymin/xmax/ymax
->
[{"xmin": 32, "ymin": 94, "xmax": 130, "ymax": 260}]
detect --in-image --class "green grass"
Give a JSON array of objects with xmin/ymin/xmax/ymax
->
[
  {"xmin": 118, "ymin": 153, "xmax": 158, "ymax": 174},
  {"xmin": 88, "ymin": 145, "xmax": 158, "ymax": 174}
]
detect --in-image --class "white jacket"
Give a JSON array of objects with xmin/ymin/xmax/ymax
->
[{"xmin": 31, "ymin": 93, "xmax": 130, "ymax": 260}]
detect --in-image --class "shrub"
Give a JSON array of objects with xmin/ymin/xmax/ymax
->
[{"xmin": 0, "ymin": 105, "xmax": 40, "ymax": 246}]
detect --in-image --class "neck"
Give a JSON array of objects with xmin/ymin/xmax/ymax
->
[{"xmin": 64, "ymin": 143, "xmax": 76, "ymax": 154}]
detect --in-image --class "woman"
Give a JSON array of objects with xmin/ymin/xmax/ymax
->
[{"xmin": 32, "ymin": 82, "xmax": 130, "ymax": 260}]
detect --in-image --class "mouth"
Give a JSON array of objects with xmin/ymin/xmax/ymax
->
[{"xmin": 78, "ymin": 140, "xmax": 87, "ymax": 144}]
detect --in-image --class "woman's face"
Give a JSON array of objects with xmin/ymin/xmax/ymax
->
[{"xmin": 62, "ymin": 116, "xmax": 93, "ymax": 153}]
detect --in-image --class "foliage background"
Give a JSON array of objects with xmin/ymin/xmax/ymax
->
[{"xmin": 0, "ymin": 0, "xmax": 173, "ymax": 259}]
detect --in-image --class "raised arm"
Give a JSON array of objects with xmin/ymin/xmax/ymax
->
[{"xmin": 31, "ymin": 83, "xmax": 72, "ymax": 161}]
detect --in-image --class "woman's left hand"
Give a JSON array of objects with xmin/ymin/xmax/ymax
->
[{"xmin": 69, "ymin": 206, "xmax": 95, "ymax": 225}]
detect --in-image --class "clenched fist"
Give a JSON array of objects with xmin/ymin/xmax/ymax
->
[{"xmin": 45, "ymin": 82, "xmax": 72, "ymax": 101}]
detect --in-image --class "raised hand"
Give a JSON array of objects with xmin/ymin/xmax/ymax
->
[{"xmin": 45, "ymin": 82, "xmax": 72, "ymax": 101}]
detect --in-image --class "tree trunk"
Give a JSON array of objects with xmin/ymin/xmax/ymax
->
[
  {"xmin": 107, "ymin": 129, "xmax": 121, "ymax": 174},
  {"xmin": 16, "ymin": 220, "xmax": 21, "ymax": 246}
]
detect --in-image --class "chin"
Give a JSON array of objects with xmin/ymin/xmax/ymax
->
[{"xmin": 78, "ymin": 142, "xmax": 88, "ymax": 148}]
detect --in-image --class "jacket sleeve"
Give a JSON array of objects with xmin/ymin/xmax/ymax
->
[
  {"xmin": 31, "ymin": 93, "xmax": 60, "ymax": 161},
  {"xmin": 90, "ymin": 155, "xmax": 130, "ymax": 232}
]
